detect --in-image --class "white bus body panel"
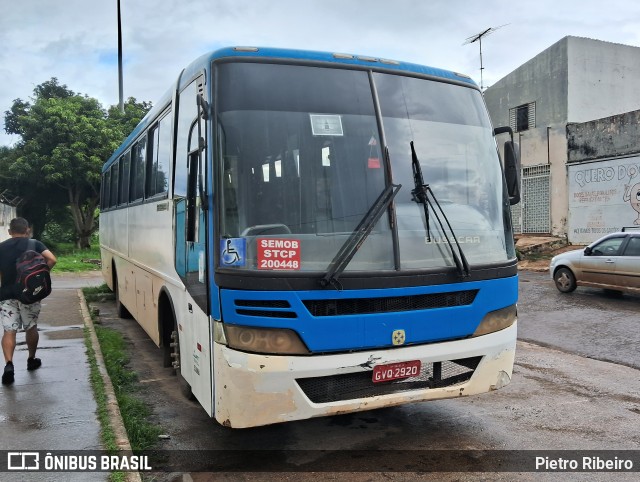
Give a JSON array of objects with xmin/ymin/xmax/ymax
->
[
  {"xmin": 102, "ymin": 201, "xmax": 180, "ymax": 343},
  {"xmin": 101, "ymin": 201, "xmax": 213, "ymax": 416},
  {"xmin": 175, "ymin": 290, "xmax": 213, "ymax": 416},
  {"xmin": 213, "ymin": 322, "xmax": 516, "ymax": 428}
]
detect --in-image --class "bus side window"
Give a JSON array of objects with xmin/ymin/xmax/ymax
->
[
  {"xmin": 130, "ymin": 138, "xmax": 146, "ymax": 202},
  {"xmin": 175, "ymin": 82, "xmax": 199, "ymax": 198},
  {"xmin": 110, "ymin": 162, "xmax": 119, "ymax": 208},
  {"xmin": 146, "ymin": 110, "xmax": 171, "ymax": 199},
  {"xmin": 102, "ymin": 169, "xmax": 111, "ymax": 210},
  {"xmin": 118, "ymin": 151, "xmax": 131, "ymax": 206}
]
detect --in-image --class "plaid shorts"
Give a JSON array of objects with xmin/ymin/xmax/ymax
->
[{"xmin": 0, "ymin": 299, "xmax": 42, "ymax": 332}]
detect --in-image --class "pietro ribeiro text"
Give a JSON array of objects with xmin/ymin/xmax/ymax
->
[{"xmin": 536, "ymin": 456, "xmax": 633, "ymax": 471}]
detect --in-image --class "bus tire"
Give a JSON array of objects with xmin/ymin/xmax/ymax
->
[
  {"xmin": 165, "ymin": 309, "xmax": 196, "ymax": 401},
  {"xmin": 161, "ymin": 296, "xmax": 176, "ymax": 368},
  {"xmin": 178, "ymin": 370, "xmax": 196, "ymax": 401},
  {"xmin": 114, "ymin": 270, "xmax": 132, "ymax": 319}
]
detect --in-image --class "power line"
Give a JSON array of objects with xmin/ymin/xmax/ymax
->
[{"xmin": 463, "ymin": 24, "xmax": 508, "ymax": 90}]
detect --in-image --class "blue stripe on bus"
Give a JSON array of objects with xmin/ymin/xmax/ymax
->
[{"xmin": 219, "ymin": 275, "xmax": 518, "ymax": 353}]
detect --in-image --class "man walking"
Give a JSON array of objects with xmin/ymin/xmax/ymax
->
[{"xmin": 0, "ymin": 218, "xmax": 56, "ymax": 385}]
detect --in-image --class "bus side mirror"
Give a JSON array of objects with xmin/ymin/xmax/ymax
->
[
  {"xmin": 504, "ymin": 140, "xmax": 521, "ymax": 205},
  {"xmin": 196, "ymin": 93, "xmax": 209, "ymax": 211},
  {"xmin": 197, "ymin": 93, "xmax": 210, "ymax": 121},
  {"xmin": 494, "ymin": 126, "xmax": 521, "ymax": 206}
]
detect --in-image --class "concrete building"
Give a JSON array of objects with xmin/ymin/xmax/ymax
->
[{"xmin": 484, "ymin": 36, "xmax": 640, "ymax": 243}]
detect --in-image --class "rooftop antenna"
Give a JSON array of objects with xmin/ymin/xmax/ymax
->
[{"xmin": 463, "ymin": 24, "xmax": 508, "ymax": 90}]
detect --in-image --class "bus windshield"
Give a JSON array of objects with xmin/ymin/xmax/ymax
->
[{"xmin": 217, "ymin": 62, "xmax": 515, "ymax": 273}]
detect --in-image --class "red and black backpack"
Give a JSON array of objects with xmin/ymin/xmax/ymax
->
[{"xmin": 15, "ymin": 239, "xmax": 52, "ymax": 304}]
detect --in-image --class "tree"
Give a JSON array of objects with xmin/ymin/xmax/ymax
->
[
  {"xmin": 107, "ymin": 97, "xmax": 153, "ymax": 136},
  {"xmin": 0, "ymin": 145, "xmax": 60, "ymax": 238},
  {"xmin": 3, "ymin": 98, "xmax": 30, "ymax": 137},
  {"xmin": 3, "ymin": 79, "xmax": 151, "ymax": 247},
  {"xmin": 4, "ymin": 78, "xmax": 74, "ymax": 138}
]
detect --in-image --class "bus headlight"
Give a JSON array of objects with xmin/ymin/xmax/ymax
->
[
  {"xmin": 472, "ymin": 304, "xmax": 517, "ymax": 337},
  {"xmin": 223, "ymin": 324, "xmax": 310, "ymax": 355}
]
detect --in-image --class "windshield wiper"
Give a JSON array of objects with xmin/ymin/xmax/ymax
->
[
  {"xmin": 410, "ymin": 141, "xmax": 470, "ymax": 278},
  {"xmin": 320, "ymin": 173, "xmax": 401, "ymax": 290}
]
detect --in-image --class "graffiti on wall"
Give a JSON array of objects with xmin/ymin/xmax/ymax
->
[{"xmin": 568, "ymin": 157, "xmax": 640, "ymax": 244}]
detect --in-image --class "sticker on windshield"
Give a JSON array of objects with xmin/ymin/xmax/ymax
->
[
  {"xmin": 220, "ymin": 238, "xmax": 246, "ymax": 267},
  {"xmin": 257, "ymin": 238, "xmax": 301, "ymax": 270},
  {"xmin": 310, "ymin": 114, "xmax": 344, "ymax": 136}
]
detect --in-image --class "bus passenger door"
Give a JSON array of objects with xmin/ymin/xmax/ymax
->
[{"xmin": 173, "ymin": 75, "xmax": 213, "ymax": 415}]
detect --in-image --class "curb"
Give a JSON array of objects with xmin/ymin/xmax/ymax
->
[{"xmin": 78, "ymin": 289, "xmax": 142, "ymax": 482}]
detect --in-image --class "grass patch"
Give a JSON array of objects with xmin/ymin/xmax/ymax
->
[
  {"xmin": 93, "ymin": 324, "xmax": 163, "ymax": 451},
  {"xmin": 83, "ymin": 283, "xmax": 115, "ymax": 302},
  {"xmin": 54, "ymin": 243, "xmax": 102, "ymax": 272}
]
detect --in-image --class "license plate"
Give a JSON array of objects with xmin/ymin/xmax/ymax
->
[{"xmin": 372, "ymin": 360, "xmax": 421, "ymax": 383}]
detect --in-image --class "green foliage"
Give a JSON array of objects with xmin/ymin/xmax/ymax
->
[
  {"xmin": 51, "ymin": 244, "xmax": 101, "ymax": 272},
  {"xmin": 3, "ymin": 98, "xmax": 31, "ymax": 136},
  {"xmin": 42, "ymin": 205, "xmax": 80, "ymax": 243},
  {"xmin": 14, "ymin": 96, "xmax": 115, "ymax": 186},
  {"xmin": 1, "ymin": 78, "xmax": 151, "ymax": 246},
  {"xmin": 107, "ymin": 97, "xmax": 153, "ymax": 137},
  {"xmin": 82, "ymin": 283, "xmax": 113, "ymax": 301},
  {"xmin": 33, "ymin": 77, "xmax": 75, "ymax": 101}
]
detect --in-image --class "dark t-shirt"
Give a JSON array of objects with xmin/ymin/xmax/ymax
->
[{"xmin": 0, "ymin": 237, "xmax": 47, "ymax": 288}]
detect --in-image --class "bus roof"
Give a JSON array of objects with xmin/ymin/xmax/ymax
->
[
  {"xmin": 191, "ymin": 46, "xmax": 475, "ymax": 86},
  {"xmin": 103, "ymin": 46, "xmax": 476, "ymax": 172}
]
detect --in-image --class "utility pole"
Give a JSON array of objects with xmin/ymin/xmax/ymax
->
[
  {"xmin": 463, "ymin": 25, "xmax": 507, "ymax": 91},
  {"xmin": 117, "ymin": 0, "xmax": 124, "ymax": 114}
]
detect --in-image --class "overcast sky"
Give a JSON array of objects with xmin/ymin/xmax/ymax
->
[{"xmin": 2, "ymin": 0, "xmax": 640, "ymax": 147}]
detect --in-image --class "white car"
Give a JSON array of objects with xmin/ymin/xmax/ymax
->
[{"xmin": 550, "ymin": 228, "xmax": 640, "ymax": 294}]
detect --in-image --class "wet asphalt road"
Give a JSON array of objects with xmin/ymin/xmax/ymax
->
[
  {"xmin": 518, "ymin": 270, "xmax": 640, "ymax": 369},
  {"xmin": 89, "ymin": 271, "xmax": 640, "ymax": 481}
]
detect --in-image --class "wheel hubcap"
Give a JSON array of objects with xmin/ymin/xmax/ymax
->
[{"xmin": 557, "ymin": 273, "xmax": 570, "ymax": 289}]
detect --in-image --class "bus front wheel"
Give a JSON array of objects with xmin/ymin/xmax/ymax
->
[{"xmin": 168, "ymin": 320, "xmax": 196, "ymax": 401}]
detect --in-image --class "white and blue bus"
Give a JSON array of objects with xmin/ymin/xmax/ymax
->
[{"xmin": 100, "ymin": 47, "xmax": 520, "ymax": 428}]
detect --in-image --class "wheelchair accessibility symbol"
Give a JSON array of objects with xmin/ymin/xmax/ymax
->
[{"xmin": 220, "ymin": 238, "xmax": 246, "ymax": 267}]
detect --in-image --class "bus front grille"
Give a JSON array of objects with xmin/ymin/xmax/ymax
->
[
  {"xmin": 302, "ymin": 290, "xmax": 478, "ymax": 317},
  {"xmin": 235, "ymin": 299, "xmax": 291, "ymax": 308},
  {"xmin": 295, "ymin": 356, "xmax": 482, "ymax": 404},
  {"xmin": 235, "ymin": 309, "xmax": 297, "ymax": 318},
  {"xmin": 234, "ymin": 299, "xmax": 297, "ymax": 318}
]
